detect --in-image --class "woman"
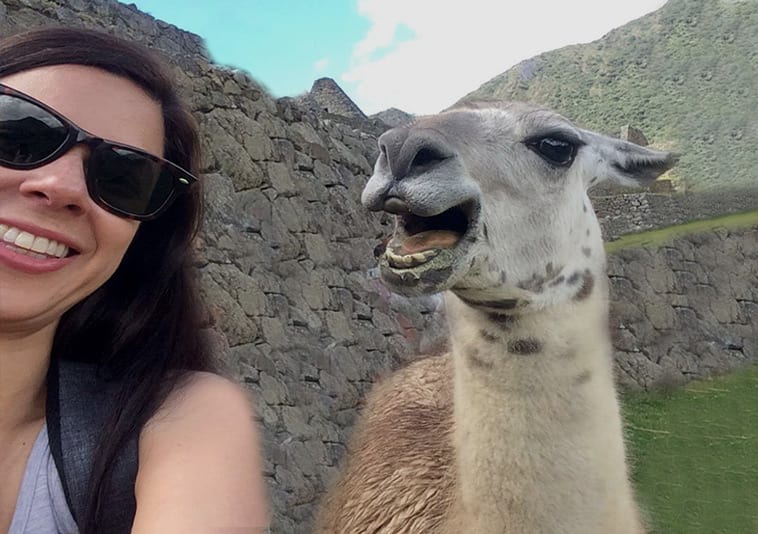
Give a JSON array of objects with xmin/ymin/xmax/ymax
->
[{"xmin": 0, "ymin": 28, "xmax": 268, "ymax": 532}]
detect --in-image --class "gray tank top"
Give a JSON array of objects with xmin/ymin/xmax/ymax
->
[{"xmin": 9, "ymin": 423, "xmax": 79, "ymax": 534}]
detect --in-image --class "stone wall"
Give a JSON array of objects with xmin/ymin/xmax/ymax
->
[
  {"xmin": 1, "ymin": 2, "xmax": 756, "ymax": 533},
  {"xmin": 608, "ymin": 226, "xmax": 758, "ymax": 390},
  {"xmin": 592, "ymin": 188, "xmax": 757, "ymax": 240}
]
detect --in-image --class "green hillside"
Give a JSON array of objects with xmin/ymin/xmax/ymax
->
[{"xmin": 463, "ymin": 0, "xmax": 758, "ymax": 192}]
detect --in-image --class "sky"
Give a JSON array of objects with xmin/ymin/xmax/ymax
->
[{"xmin": 132, "ymin": 0, "xmax": 668, "ymax": 116}]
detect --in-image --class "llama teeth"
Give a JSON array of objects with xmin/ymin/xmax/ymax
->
[
  {"xmin": 385, "ymin": 250, "xmax": 413, "ymax": 268},
  {"xmin": 385, "ymin": 248, "xmax": 440, "ymax": 268}
]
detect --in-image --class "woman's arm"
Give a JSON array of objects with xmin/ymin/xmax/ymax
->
[{"xmin": 132, "ymin": 372, "xmax": 269, "ymax": 532}]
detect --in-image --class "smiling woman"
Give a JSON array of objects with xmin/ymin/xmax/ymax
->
[{"xmin": 0, "ymin": 28, "xmax": 268, "ymax": 533}]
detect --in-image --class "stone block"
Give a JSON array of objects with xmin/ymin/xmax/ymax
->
[
  {"xmin": 260, "ymin": 317, "xmax": 291, "ymax": 349},
  {"xmin": 324, "ymin": 311, "xmax": 354, "ymax": 342},
  {"xmin": 295, "ymin": 151, "xmax": 314, "ymax": 171},
  {"xmin": 710, "ymin": 297, "xmax": 741, "ymax": 324},
  {"xmin": 259, "ymin": 372, "xmax": 290, "ymax": 405},
  {"xmin": 273, "ymin": 198, "xmax": 304, "ymax": 233},
  {"xmin": 280, "ymin": 406, "xmax": 315, "ymax": 439},
  {"xmin": 313, "ymin": 159, "xmax": 340, "ymax": 185},
  {"xmin": 303, "ymin": 233, "xmax": 334, "ymax": 266},
  {"xmin": 645, "ymin": 300, "xmax": 676, "ymax": 330},
  {"xmin": 372, "ymin": 308, "xmax": 397, "ymax": 335},
  {"xmin": 238, "ymin": 285, "xmax": 267, "ymax": 317},
  {"xmin": 332, "ymin": 288, "xmax": 355, "ymax": 315},
  {"xmin": 257, "ymin": 112, "xmax": 288, "ymax": 138},
  {"xmin": 645, "ymin": 261, "xmax": 675, "ymax": 293},
  {"xmin": 330, "ymin": 346, "xmax": 363, "ymax": 382},
  {"xmin": 289, "ymin": 121, "xmax": 324, "ymax": 149},
  {"xmin": 273, "ymin": 138, "xmax": 296, "ymax": 169},
  {"xmin": 301, "ymin": 282, "xmax": 333, "ymax": 310},
  {"xmin": 267, "ymin": 161, "xmax": 298, "ymax": 196},
  {"xmin": 309, "ymin": 142, "xmax": 332, "ymax": 165}
]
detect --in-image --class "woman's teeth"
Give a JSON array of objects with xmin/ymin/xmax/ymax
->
[{"xmin": 0, "ymin": 224, "xmax": 70, "ymax": 258}]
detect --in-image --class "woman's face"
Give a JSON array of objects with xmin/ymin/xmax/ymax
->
[{"xmin": 0, "ymin": 65, "xmax": 165, "ymax": 333}]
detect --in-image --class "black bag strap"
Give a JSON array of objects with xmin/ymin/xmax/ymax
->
[{"xmin": 46, "ymin": 358, "xmax": 138, "ymax": 533}]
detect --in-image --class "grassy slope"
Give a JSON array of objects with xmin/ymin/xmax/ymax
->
[
  {"xmin": 604, "ymin": 209, "xmax": 758, "ymax": 253},
  {"xmin": 463, "ymin": 0, "xmax": 758, "ymax": 192},
  {"xmin": 623, "ymin": 365, "xmax": 758, "ymax": 533}
]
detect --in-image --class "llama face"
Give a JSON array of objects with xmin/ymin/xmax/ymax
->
[{"xmin": 363, "ymin": 101, "xmax": 676, "ymax": 307}]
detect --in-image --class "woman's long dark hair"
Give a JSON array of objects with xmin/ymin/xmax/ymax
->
[{"xmin": 0, "ymin": 28, "xmax": 215, "ymax": 532}]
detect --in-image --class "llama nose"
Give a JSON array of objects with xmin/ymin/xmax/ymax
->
[
  {"xmin": 379, "ymin": 127, "xmax": 451, "ymax": 180},
  {"xmin": 378, "ymin": 127, "xmax": 410, "ymax": 178},
  {"xmin": 382, "ymin": 196, "xmax": 410, "ymax": 214}
]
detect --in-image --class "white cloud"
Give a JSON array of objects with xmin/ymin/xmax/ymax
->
[
  {"xmin": 342, "ymin": 0, "xmax": 667, "ymax": 115},
  {"xmin": 314, "ymin": 57, "xmax": 330, "ymax": 73}
]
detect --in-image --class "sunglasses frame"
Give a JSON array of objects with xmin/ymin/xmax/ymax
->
[{"xmin": 0, "ymin": 82, "xmax": 198, "ymax": 221}]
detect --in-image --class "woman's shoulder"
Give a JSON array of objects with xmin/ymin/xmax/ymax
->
[
  {"xmin": 149, "ymin": 371, "xmax": 254, "ymax": 423},
  {"xmin": 133, "ymin": 371, "xmax": 269, "ymax": 532},
  {"xmin": 141, "ymin": 371, "xmax": 257, "ymax": 447}
]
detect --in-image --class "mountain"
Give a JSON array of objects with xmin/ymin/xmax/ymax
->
[
  {"xmin": 461, "ymin": 0, "xmax": 758, "ymax": 192},
  {"xmin": 371, "ymin": 107, "xmax": 414, "ymax": 128}
]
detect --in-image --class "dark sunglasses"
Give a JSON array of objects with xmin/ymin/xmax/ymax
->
[{"xmin": 0, "ymin": 82, "xmax": 197, "ymax": 220}]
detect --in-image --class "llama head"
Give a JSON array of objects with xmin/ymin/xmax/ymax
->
[{"xmin": 363, "ymin": 101, "xmax": 677, "ymax": 310}]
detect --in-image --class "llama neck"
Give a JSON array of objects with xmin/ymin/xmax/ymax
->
[{"xmin": 445, "ymin": 281, "xmax": 642, "ymax": 534}]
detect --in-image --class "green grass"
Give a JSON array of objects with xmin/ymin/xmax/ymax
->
[
  {"xmin": 622, "ymin": 366, "xmax": 758, "ymax": 533},
  {"xmin": 605, "ymin": 209, "xmax": 758, "ymax": 254}
]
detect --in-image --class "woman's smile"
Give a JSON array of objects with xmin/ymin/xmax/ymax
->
[
  {"xmin": 1, "ymin": 225, "xmax": 71, "ymax": 259},
  {"xmin": 0, "ymin": 218, "xmax": 79, "ymax": 273}
]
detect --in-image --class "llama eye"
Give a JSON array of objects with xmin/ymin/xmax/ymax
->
[{"xmin": 528, "ymin": 136, "xmax": 577, "ymax": 167}]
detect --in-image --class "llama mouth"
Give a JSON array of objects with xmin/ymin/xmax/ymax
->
[{"xmin": 382, "ymin": 200, "xmax": 479, "ymax": 271}]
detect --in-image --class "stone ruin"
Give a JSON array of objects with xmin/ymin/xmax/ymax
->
[
  {"xmin": 306, "ymin": 77, "xmax": 367, "ymax": 120},
  {"xmin": 620, "ymin": 124, "xmax": 649, "ymax": 146}
]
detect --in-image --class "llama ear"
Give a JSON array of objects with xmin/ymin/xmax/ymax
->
[{"xmin": 583, "ymin": 131, "xmax": 678, "ymax": 187}]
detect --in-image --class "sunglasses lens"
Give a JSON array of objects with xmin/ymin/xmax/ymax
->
[
  {"xmin": 0, "ymin": 94, "xmax": 68, "ymax": 165},
  {"xmin": 90, "ymin": 147, "xmax": 176, "ymax": 218}
]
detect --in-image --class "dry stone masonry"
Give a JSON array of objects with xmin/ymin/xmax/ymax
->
[
  {"xmin": 592, "ymin": 187, "xmax": 757, "ymax": 240},
  {"xmin": 609, "ymin": 227, "xmax": 757, "ymax": 390},
  {"xmin": 1, "ymin": 2, "xmax": 756, "ymax": 532},
  {"xmin": 306, "ymin": 77, "xmax": 367, "ymax": 120}
]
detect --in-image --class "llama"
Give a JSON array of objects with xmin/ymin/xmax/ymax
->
[{"xmin": 315, "ymin": 100, "xmax": 676, "ymax": 534}]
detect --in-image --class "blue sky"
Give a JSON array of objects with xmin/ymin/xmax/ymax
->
[
  {"xmin": 132, "ymin": 0, "xmax": 368, "ymax": 96},
  {"xmin": 132, "ymin": 0, "xmax": 667, "ymax": 115}
]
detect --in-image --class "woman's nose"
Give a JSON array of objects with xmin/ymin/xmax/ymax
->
[{"xmin": 17, "ymin": 146, "xmax": 91, "ymax": 215}]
